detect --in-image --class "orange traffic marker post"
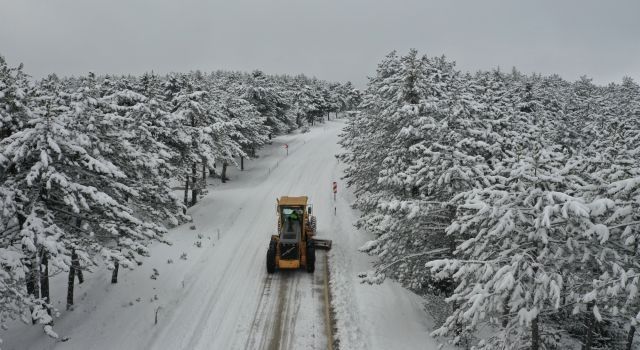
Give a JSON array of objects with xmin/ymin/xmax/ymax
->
[{"xmin": 332, "ymin": 181, "xmax": 337, "ymax": 201}]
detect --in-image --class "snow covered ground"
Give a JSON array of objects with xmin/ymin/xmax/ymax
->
[{"xmin": 2, "ymin": 120, "xmax": 449, "ymax": 350}]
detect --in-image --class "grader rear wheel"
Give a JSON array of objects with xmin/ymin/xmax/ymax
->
[
  {"xmin": 266, "ymin": 242, "xmax": 276, "ymax": 274},
  {"xmin": 306, "ymin": 242, "xmax": 315, "ymax": 273}
]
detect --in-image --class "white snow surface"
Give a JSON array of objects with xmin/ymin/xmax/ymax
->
[{"xmin": 2, "ymin": 120, "xmax": 448, "ymax": 350}]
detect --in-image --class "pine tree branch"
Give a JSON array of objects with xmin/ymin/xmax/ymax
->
[
  {"xmin": 608, "ymin": 221, "xmax": 640, "ymax": 230},
  {"xmin": 377, "ymin": 248, "xmax": 451, "ymax": 273}
]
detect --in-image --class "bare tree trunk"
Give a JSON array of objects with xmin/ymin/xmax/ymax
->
[
  {"xmin": 73, "ymin": 252, "xmax": 83, "ymax": 284},
  {"xmin": 627, "ymin": 325, "xmax": 636, "ymax": 350},
  {"xmin": 189, "ymin": 113, "xmax": 197, "ymax": 208},
  {"xmin": 26, "ymin": 250, "xmax": 40, "ymax": 324},
  {"xmin": 502, "ymin": 300, "xmax": 510, "ymax": 327},
  {"xmin": 19, "ymin": 215, "xmax": 39, "ymax": 322},
  {"xmin": 240, "ymin": 156, "xmax": 244, "ymax": 171},
  {"xmin": 67, "ymin": 250, "xmax": 77, "ymax": 310},
  {"xmin": 582, "ymin": 302, "xmax": 595, "ymax": 350},
  {"xmin": 40, "ymin": 252, "xmax": 51, "ymax": 317},
  {"xmin": 72, "ymin": 220, "xmax": 84, "ymax": 284},
  {"xmin": 531, "ymin": 316, "xmax": 540, "ymax": 350},
  {"xmin": 183, "ymin": 175, "xmax": 189, "ymax": 210},
  {"xmin": 25, "ymin": 257, "xmax": 37, "ymax": 297},
  {"xmin": 202, "ymin": 162, "xmax": 206, "ymax": 184},
  {"xmin": 191, "ymin": 162, "xmax": 198, "ymax": 206},
  {"xmin": 221, "ymin": 162, "xmax": 228, "ymax": 183},
  {"xmin": 32, "ymin": 269, "xmax": 41, "ymax": 323},
  {"xmin": 111, "ymin": 261, "xmax": 119, "ymax": 284}
]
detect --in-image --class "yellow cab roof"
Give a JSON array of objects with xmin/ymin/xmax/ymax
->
[{"xmin": 278, "ymin": 196, "xmax": 308, "ymax": 206}]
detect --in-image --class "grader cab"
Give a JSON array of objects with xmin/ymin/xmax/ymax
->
[{"xmin": 266, "ymin": 196, "xmax": 332, "ymax": 273}]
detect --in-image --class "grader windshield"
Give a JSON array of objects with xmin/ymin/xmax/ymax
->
[{"xmin": 280, "ymin": 207, "xmax": 303, "ymax": 242}]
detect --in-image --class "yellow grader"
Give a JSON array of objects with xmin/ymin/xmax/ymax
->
[{"xmin": 266, "ymin": 196, "xmax": 332, "ymax": 273}]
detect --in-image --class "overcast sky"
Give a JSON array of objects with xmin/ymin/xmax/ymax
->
[{"xmin": 1, "ymin": 0, "xmax": 639, "ymax": 87}]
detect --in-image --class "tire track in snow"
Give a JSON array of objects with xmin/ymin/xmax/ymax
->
[
  {"xmin": 245, "ymin": 128, "xmax": 333, "ymax": 350},
  {"xmin": 145, "ymin": 147, "xmax": 304, "ymax": 350},
  {"xmin": 267, "ymin": 272, "xmax": 290, "ymax": 350},
  {"xmin": 147, "ymin": 123, "xmax": 337, "ymax": 350},
  {"xmin": 280, "ymin": 272, "xmax": 299, "ymax": 350},
  {"xmin": 243, "ymin": 274, "xmax": 275, "ymax": 350},
  {"xmin": 184, "ymin": 159, "xmax": 305, "ymax": 350},
  {"xmin": 187, "ymin": 137, "xmax": 312, "ymax": 349},
  {"xmin": 261, "ymin": 128, "xmax": 332, "ymax": 350}
]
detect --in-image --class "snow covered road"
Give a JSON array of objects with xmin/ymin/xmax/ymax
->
[
  {"xmin": 243, "ymin": 263, "xmax": 328, "ymax": 350},
  {"xmin": 142, "ymin": 124, "xmax": 337, "ymax": 350},
  {"xmin": 4, "ymin": 120, "xmax": 449, "ymax": 350}
]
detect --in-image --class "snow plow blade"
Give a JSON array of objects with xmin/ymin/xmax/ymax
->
[{"xmin": 313, "ymin": 238, "xmax": 332, "ymax": 250}]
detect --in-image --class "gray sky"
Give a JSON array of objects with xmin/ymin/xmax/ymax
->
[{"xmin": 1, "ymin": 0, "xmax": 639, "ymax": 87}]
